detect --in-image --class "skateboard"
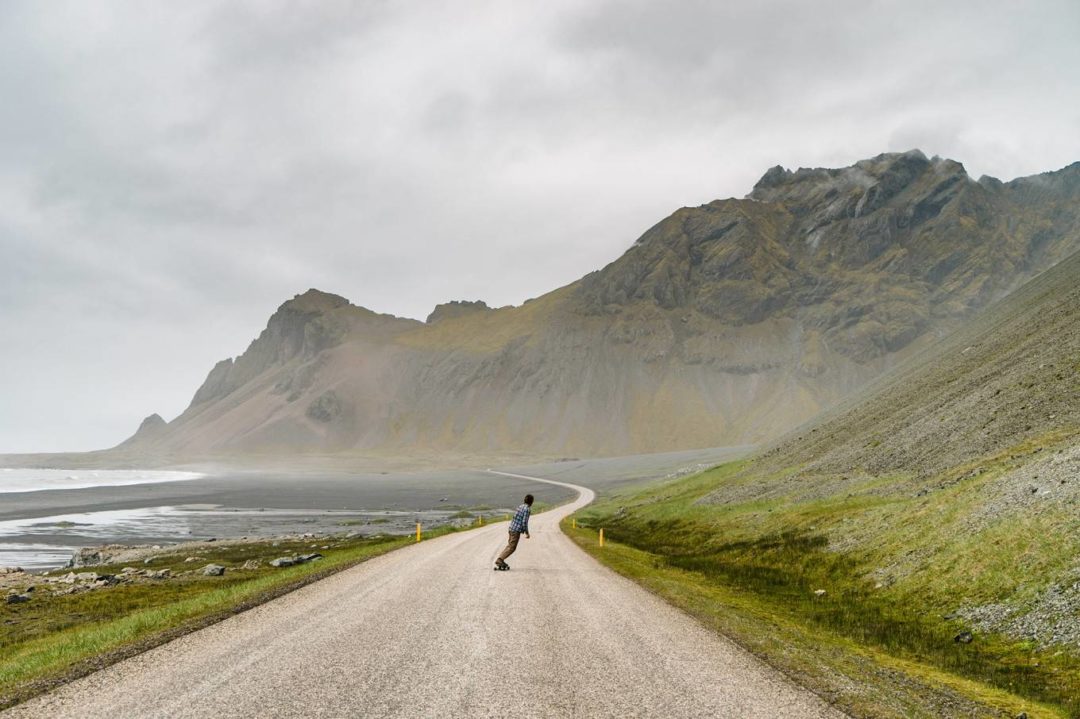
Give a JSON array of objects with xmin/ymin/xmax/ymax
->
[{"xmin": 493, "ymin": 561, "xmax": 510, "ymax": 571}]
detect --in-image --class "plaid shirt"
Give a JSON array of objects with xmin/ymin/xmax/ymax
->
[{"xmin": 509, "ymin": 503, "xmax": 531, "ymax": 534}]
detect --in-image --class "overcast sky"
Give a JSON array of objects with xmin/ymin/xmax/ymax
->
[{"xmin": 2, "ymin": 0, "xmax": 1079, "ymax": 453}]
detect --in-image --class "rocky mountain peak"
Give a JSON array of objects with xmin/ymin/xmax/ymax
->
[
  {"xmin": 260, "ymin": 289, "xmax": 356, "ymax": 356},
  {"xmin": 116, "ymin": 413, "xmax": 167, "ymax": 447},
  {"xmin": 577, "ymin": 150, "xmax": 1078, "ymax": 362},
  {"xmin": 136, "ymin": 413, "xmax": 166, "ymax": 433},
  {"xmin": 281, "ymin": 289, "xmax": 352, "ymax": 314},
  {"xmin": 753, "ymin": 164, "xmax": 789, "ymax": 190},
  {"xmin": 188, "ymin": 290, "xmax": 356, "ymax": 408},
  {"xmin": 426, "ymin": 300, "xmax": 492, "ymax": 324},
  {"xmin": 748, "ymin": 150, "xmax": 967, "ymax": 211}
]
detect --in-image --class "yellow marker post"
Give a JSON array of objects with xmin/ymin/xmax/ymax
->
[
  {"xmin": 572, "ymin": 518, "xmax": 577, "ymax": 529},
  {"xmin": 416, "ymin": 522, "xmax": 421, "ymax": 543},
  {"xmin": 599, "ymin": 528, "xmax": 604, "ymax": 547},
  {"xmin": 479, "ymin": 515, "xmax": 483, "ymax": 526}
]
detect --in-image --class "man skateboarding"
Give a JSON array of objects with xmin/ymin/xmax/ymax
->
[{"xmin": 494, "ymin": 494, "xmax": 533, "ymax": 570}]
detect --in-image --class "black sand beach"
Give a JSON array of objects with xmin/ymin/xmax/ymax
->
[{"xmin": 1, "ymin": 447, "xmax": 749, "ymax": 569}]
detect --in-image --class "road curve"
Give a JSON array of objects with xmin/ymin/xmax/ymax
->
[{"xmin": 5, "ymin": 472, "xmax": 844, "ymax": 719}]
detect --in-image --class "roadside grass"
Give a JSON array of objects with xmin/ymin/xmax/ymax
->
[
  {"xmin": 563, "ymin": 522, "xmax": 1064, "ymax": 718},
  {"xmin": 1, "ymin": 494, "xmax": 537, "ymax": 708},
  {"xmin": 566, "ymin": 449, "xmax": 1080, "ymax": 719},
  {"xmin": 0, "ymin": 527, "xmax": 466, "ymax": 709}
]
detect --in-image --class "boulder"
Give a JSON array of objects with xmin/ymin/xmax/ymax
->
[
  {"xmin": 954, "ymin": 631, "xmax": 974, "ymax": 644},
  {"xmin": 269, "ymin": 553, "xmax": 323, "ymax": 568},
  {"xmin": 68, "ymin": 549, "xmax": 105, "ymax": 568},
  {"xmin": 306, "ymin": 391, "xmax": 343, "ymax": 423},
  {"xmin": 6, "ymin": 593, "xmax": 30, "ymax": 604},
  {"xmin": 201, "ymin": 564, "xmax": 226, "ymax": 576}
]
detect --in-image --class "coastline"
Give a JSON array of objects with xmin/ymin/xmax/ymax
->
[{"xmin": 0, "ymin": 447, "xmax": 747, "ymax": 571}]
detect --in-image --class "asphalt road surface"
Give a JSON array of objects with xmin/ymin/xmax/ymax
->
[{"xmin": 5, "ymin": 472, "xmax": 844, "ymax": 718}]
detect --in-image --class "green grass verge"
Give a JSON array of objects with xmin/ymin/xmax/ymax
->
[
  {"xmin": 1, "ymin": 483, "xmax": 585, "ymax": 709},
  {"xmin": 0, "ymin": 526, "xmax": 464, "ymax": 709},
  {"xmin": 565, "ymin": 455, "xmax": 1080, "ymax": 719}
]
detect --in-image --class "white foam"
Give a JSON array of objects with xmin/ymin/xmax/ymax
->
[{"xmin": 0, "ymin": 468, "xmax": 204, "ymax": 494}]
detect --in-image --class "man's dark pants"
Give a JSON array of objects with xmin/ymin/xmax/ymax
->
[{"xmin": 497, "ymin": 531, "xmax": 521, "ymax": 562}]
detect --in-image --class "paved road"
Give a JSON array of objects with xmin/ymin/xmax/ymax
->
[{"xmin": 5, "ymin": 472, "xmax": 844, "ymax": 719}]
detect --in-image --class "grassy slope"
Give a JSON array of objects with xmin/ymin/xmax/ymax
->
[
  {"xmin": 565, "ymin": 254, "xmax": 1080, "ymax": 718},
  {"xmin": 567, "ymin": 462, "xmax": 1073, "ymax": 718}
]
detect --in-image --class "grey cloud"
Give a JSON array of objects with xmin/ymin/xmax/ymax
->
[{"xmin": 1, "ymin": 0, "xmax": 1078, "ymax": 451}]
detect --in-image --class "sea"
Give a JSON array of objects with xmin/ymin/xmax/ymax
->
[
  {"xmin": 0, "ymin": 468, "xmax": 466, "ymax": 571},
  {"xmin": 0, "ymin": 468, "xmax": 204, "ymax": 494},
  {"xmin": 0, "ymin": 468, "xmax": 204, "ymax": 570}
]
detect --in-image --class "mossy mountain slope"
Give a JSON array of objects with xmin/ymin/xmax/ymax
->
[
  {"xmin": 124, "ymin": 151, "xmax": 1080, "ymax": 457},
  {"xmin": 573, "ymin": 248, "xmax": 1080, "ymax": 716},
  {"xmin": 696, "ymin": 244, "xmax": 1080, "ymax": 658}
]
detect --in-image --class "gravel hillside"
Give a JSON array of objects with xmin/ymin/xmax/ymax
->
[
  {"xmin": 754, "ymin": 246, "xmax": 1080, "ymax": 478},
  {"xmin": 697, "ymin": 246, "xmax": 1080, "ymax": 653}
]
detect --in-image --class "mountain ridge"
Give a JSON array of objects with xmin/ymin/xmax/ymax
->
[{"xmin": 119, "ymin": 151, "xmax": 1080, "ymax": 458}]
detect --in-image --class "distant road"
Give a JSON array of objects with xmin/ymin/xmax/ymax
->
[{"xmin": 5, "ymin": 472, "xmax": 843, "ymax": 719}]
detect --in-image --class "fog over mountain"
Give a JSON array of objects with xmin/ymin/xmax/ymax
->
[
  {"xmin": 118, "ymin": 152, "xmax": 1080, "ymax": 457},
  {"xmin": 2, "ymin": 1, "xmax": 1079, "ymax": 452}
]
